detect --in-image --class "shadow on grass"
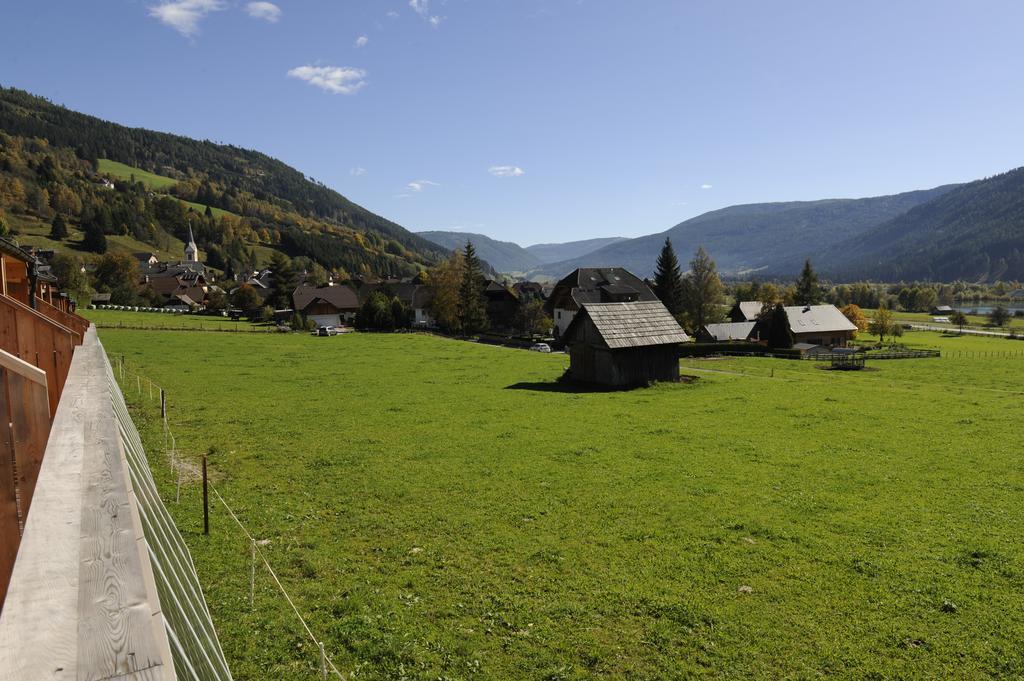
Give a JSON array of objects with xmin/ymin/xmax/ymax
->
[{"xmin": 505, "ymin": 380, "xmax": 627, "ymax": 394}]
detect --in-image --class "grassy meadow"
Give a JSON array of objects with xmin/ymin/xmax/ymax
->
[
  {"xmin": 99, "ymin": 326, "xmax": 1024, "ymax": 680},
  {"xmin": 81, "ymin": 307, "xmax": 266, "ymax": 331}
]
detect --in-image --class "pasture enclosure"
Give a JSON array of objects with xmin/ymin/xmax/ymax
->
[{"xmin": 102, "ymin": 328, "xmax": 1024, "ymax": 680}]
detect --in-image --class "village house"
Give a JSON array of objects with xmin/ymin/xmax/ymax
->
[
  {"xmin": 482, "ymin": 279, "xmax": 522, "ymax": 332},
  {"xmin": 697, "ymin": 321, "xmax": 759, "ymax": 343},
  {"xmin": 563, "ymin": 300, "xmax": 690, "ymax": 387},
  {"xmin": 546, "ymin": 267, "xmax": 658, "ymax": 337},
  {"xmin": 784, "ymin": 304, "xmax": 858, "ymax": 346},
  {"xmin": 292, "ymin": 282, "xmax": 360, "ymax": 328}
]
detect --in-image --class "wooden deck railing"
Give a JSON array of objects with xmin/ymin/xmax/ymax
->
[
  {"xmin": 34, "ymin": 295, "xmax": 90, "ymax": 337},
  {"xmin": 0, "ymin": 350, "xmax": 50, "ymax": 608},
  {"xmin": 0, "ymin": 295, "xmax": 82, "ymax": 419}
]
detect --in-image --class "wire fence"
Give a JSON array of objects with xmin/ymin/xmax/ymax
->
[{"xmin": 113, "ymin": 355, "xmax": 346, "ymax": 680}]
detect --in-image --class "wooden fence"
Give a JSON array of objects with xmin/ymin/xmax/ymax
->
[{"xmin": 0, "ymin": 350, "xmax": 50, "ymax": 609}]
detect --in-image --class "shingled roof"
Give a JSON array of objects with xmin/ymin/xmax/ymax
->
[{"xmin": 566, "ymin": 300, "xmax": 690, "ymax": 349}]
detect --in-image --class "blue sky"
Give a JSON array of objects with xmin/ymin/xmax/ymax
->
[{"xmin": 3, "ymin": 1, "xmax": 1024, "ymax": 245}]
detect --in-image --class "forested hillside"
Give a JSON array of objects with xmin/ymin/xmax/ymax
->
[
  {"xmin": 807, "ymin": 166, "xmax": 1024, "ymax": 282},
  {"xmin": 0, "ymin": 86, "xmax": 444, "ymax": 278},
  {"xmin": 529, "ymin": 186, "xmax": 959, "ymax": 279},
  {"xmin": 418, "ymin": 230, "xmax": 540, "ymax": 273},
  {"xmin": 523, "ymin": 236, "xmax": 627, "ymax": 264}
]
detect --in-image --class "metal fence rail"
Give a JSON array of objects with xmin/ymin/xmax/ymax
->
[{"xmin": 104, "ymin": 344, "xmax": 234, "ymax": 681}]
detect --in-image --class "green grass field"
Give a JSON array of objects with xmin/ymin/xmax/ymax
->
[
  {"xmin": 99, "ymin": 328, "xmax": 1024, "ymax": 680},
  {"xmin": 80, "ymin": 308, "xmax": 266, "ymax": 331},
  {"xmin": 98, "ymin": 158, "xmax": 179, "ymax": 189}
]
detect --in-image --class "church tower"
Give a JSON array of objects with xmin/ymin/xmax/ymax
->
[{"xmin": 184, "ymin": 224, "xmax": 199, "ymax": 263}]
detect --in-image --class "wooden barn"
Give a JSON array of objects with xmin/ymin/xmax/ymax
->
[{"xmin": 562, "ymin": 300, "xmax": 690, "ymax": 387}]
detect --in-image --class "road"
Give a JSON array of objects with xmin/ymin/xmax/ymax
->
[{"xmin": 902, "ymin": 322, "xmax": 1013, "ymax": 337}]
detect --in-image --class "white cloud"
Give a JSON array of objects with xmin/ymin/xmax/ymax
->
[
  {"xmin": 488, "ymin": 165, "xmax": 525, "ymax": 178},
  {"xmin": 355, "ymin": 35, "xmax": 369, "ymax": 48},
  {"xmin": 409, "ymin": 0, "xmax": 443, "ymax": 27},
  {"xmin": 287, "ymin": 65, "xmax": 367, "ymax": 95},
  {"xmin": 386, "ymin": 10, "xmax": 400, "ymax": 18},
  {"xmin": 149, "ymin": 0, "xmax": 226, "ymax": 36},
  {"xmin": 701, "ymin": 183, "xmax": 713, "ymax": 189},
  {"xmin": 407, "ymin": 179, "xmax": 439, "ymax": 192},
  {"xmin": 246, "ymin": 2, "xmax": 281, "ymax": 23},
  {"xmin": 350, "ymin": 167, "xmax": 368, "ymax": 176}
]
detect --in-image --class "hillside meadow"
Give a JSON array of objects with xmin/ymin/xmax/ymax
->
[{"xmin": 99, "ymin": 327, "xmax": 1024, "ymax": 680}]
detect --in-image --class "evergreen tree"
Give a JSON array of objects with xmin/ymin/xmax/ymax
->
[
  {"xmin": 794, "ymin": 259, "xmax": 822, "ymax": 305},
  {"xmin": 0, "ymin": 210, "xmax": 9, "ymax": 237},
  {"xmin": 50, "ymin": 213, "xmax": 68, "ymax": 240},
  {"xmin": 458, "ymin": 241, "xmax": 489, "ymax": 335},
  {"xmin": 268, "ymin": 251, "xmax": 296, "ymax": 309},
  {"xmin": 652, "ymin": 237, "xmax": 685, "ymax": 319},
  {"xmin": 766, "ymin": 303, "xmax": 794, "ymax": 349},
  {"xmin": 82, "ymin": 219, "xmax": 108, "ymax": 253},
  {"xmin": 679, "ymin": 246, "xmax": 724, "ymax": 332}
]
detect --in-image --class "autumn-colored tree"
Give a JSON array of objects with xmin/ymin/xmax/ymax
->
[
  {"xmin": 427, "ymin": 250, "xmax": 464, "ymax": 334},
  {"xmin": 839, "ymin": 304, "xmax": 868, "ymax": 337},
  {"xmin": 869, "ymin": 303, "xmax": 894, "ymax": 344}
]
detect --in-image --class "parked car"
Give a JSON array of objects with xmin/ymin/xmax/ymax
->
[
  {"xmin": 529, "ymin": 342, "xmax": 552, "ymax": 353},
  {"xmin": 314, "ymin": 326, "xmax": 339, "ymax": 337}
]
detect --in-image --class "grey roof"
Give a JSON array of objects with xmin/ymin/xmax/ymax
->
[
  {"xmin": 569, "ymin": 300, "xmax": 689, "ymax": 349},
  {"xmin": 784, "ymin": 305, "xmax": 858, "ymax": 334},
  {"xmin": 702, "ymin": 321, "xmax": 757, "ymax": 341},
  {"xmin": 735, "ymin": 301, "xmax": 764, "ymax": 321}
]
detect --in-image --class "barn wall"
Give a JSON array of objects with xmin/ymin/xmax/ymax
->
[{"xmin": 569, "ymin": 344, "xmax": 679, "ymax": 386}]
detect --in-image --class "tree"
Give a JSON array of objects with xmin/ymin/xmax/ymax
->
[
  {"xmin": 950, "ymin": 310, "xmax": 968, "ymax": 334},
  {"xmin": 839, "ymin": 304, "xmax": 868, "ymax": 337},
  {"xmin": 516, "ymin": 299, "xmax": 552, "ymax": 336},
  {"xmin": 679, "ymin": 246, "xmax": 724, "ymax": 332},
  {"xmin": 764, "ymin": 304, "xmax": 794, "ymax": 348},
  {"xmin": 93, "ymin": 252, "xmax": 139, "ymax": 304},
  {"xmin": 49, "ymin": 253, "xmax": 91, "ymax": 304},
  {"xmin": 869, "ymin": 303, "xmax": 894, "ymax": 344},
  {"xmin": 356, "ymin": 291, "xmax": 396, "ymax": 330},
  {"xmin": 427, "ymin": 251, "xmax": 463, "ymax": 334},
  {"xmin": 652, "ymin": 237, "xmax": 685, "ymax": 319},
  {"xmin": 458, "ymin": 241, "xmax": 489, "ymax": 335},
  {"xmin": 794, "ymin": 259, "xmax": 821, "ymax": 306},
  {"xmin": 50, "ymin": 213, "xmax": 68, "ymax": 240},
  {"xmin": 232, "ymin": 284, "xmax": 262, "ymax": 313},
  {"xmin": 206, "ymin": 289, "xmax": 228, "ymax": 312},
  {"xmin": 82, "ymin": 219, "xmax": 108, "ymax": 253},
  {"xmin": 268, "ymin": 251, "xmax": 296, "ymax": 309},
  {"xmin": 989, "ymin": 305, "xmax": 1011, "ymax": 327},
  {"xmin": 0, "ymin": 210, "xmax": 9, "ymax": 237}
]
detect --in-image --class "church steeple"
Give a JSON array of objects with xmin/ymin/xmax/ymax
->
[{"xmin": 184, "ymin": 223, "xmax": 198, "ymax": 263}]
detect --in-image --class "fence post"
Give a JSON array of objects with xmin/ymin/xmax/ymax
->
[
  {"xmin": 202, "ymin": 454, "xmax": 209, "ymax": 535},
  {"xmin": 319, "ymin": 642, "xmax": 327, "ymax": 681},
  {"xmin": 161, "ymin": 389, "xmax": 166, "ymax": 420},
  {"xmin": 136, "ymin": 374, "xmax": 141, "ymax": 395}
]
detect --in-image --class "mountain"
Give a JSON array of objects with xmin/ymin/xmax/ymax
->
[
  {"xmin": 0, "ymin": 86, "xmax": 444, "ymax": 276},
  {"xmin": 524, "ymin": 237, "xmax": 627, "ymax": 264},
  {"xmin": 804, "ymin": 166, "xmax": 1024, "ymax": 282},
  {"xmin": 417, "ymin": 230, "xmax": 541, "ymax": 273},
  {"xmin": 529, "ymin": 186, "xmax": 959, "ymax": 280}
]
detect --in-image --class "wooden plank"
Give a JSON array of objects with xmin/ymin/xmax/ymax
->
[
  {"xmin": 0, "ymin": 330, "xmax": 172, "ymax": 681},
  {"xmin": 0, "ymin": 369, "xmax": 20, "ymax": 608},
  {"xmin": 0, "ymin": 347, "xmax": 47, "ymax": 387}
]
